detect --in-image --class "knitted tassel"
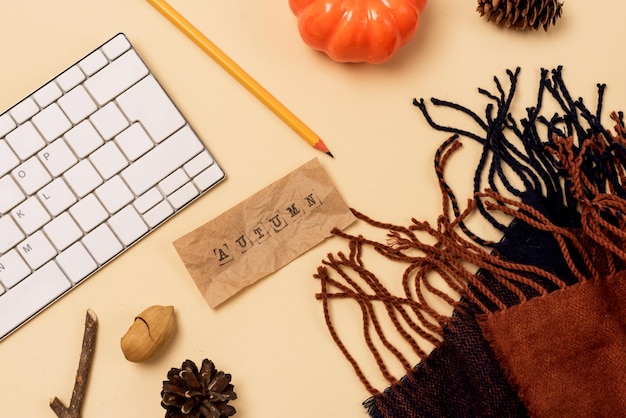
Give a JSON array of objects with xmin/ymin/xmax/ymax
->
[{"xmin": 315, "ymin": 66, "xmax": 626, "ymax": 417}]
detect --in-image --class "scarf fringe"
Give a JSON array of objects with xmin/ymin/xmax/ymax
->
[{"xmin": 315, "ymin": 66, "xmax": 626, "ymax": 399}]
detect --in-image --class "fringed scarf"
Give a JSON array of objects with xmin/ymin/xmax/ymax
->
[{"xmin": 315, "ymin": 67, "xmax": 626, "ymax": 417}]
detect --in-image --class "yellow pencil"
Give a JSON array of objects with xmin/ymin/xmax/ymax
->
[{"xmin": 146, "ymin": 0, "xmax": 333, "ymax": 157}]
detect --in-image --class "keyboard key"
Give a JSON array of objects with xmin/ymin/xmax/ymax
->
[
  {"xmin": 133, "ymin": 187, "xmax": 163, "ymax": 214},
  {"xmin": 90, "ymin": 102, "xmax": 129, "ymax": 140},
  {"xmin": 102, "ymin": 34, "xmax": 131, "ymax": 60},
  {"xmin": 69, "ymin": 194, "xmax": 108, "ymax": 232},
  {"xmin": 12, "ymin": 156, "xmax": 52, "ymax": 195},
  {"xmin": 12, "ymin": 196, "xmax": 52, "ymax": 235},
  {"xmin": 5, "ymin": 121, "xmax": 46, "ymax": 160},
  {"xmin": 89, "ymin": 141, "xmax": 128, "ymax": 180},
  {"xmin": 167, "ymin": 182, "xmax": 199, "ymax": 210},
  {"xmin": 108, "ymin": 205, "xmax": 148, "ymax": 246},
  {"xmin": 159, "ymin": 168, "xmax": 189, "ymax": 195},
  {"xmin": 58, "ymin": 85, "xmax": 98, "ymax": 124},
  {"xmin": 0, "ymin": 216, "xmax": 25, "ymax": 254},
  {"xmin": 121, "ymin": 125, "xmax": 204, "ymax": 196},
  {"xmin": 38, "ymin": 178, "xmax": 78, "ymax": 216},
  {"xmin": 0, "ymin": 140, "xmax": 20, "ymax": 178},
  {"xmin": 64, "ymin": 159, "xmax": 103, "ymax": 197},
  {"xmin": 38, "ymin": 138, "xmax": 78, "ymax": 177},
  {"xmin": 10, "ymin": 98, "xmax": 39, "ymax": 124},
  {"xmin": 184, "ymin": 151, "xmax": 213, "ymax": 177},
  {"xmin": 115, "ymin": 123, "xmax": 154, "ymax": 161},
  {"xmin": 0, "ymin": 175, "xmax": 26, "ymax": 214},
  {"xmin": 33, "ymin": 82, "xmax": 63, "ymax": 108},
  {"xmin": 56, "ymin": 242, "xmax": 97, "ymax": 284},
  {"xmin": 0, "ymin": 250, "xmax": 31, "ymax": 288},
  {"xmin": 79, "ymin": 50, "xmax": 108, "ymax": 76},
  {"xmin": 117, "ymin": 75, "xmax": 185, "ymax": 143},
  {"xmin": 0, "ymin": 113, "xmax": 17, "ymax": 138},
  {"xmin": 56, "ymin": 65, "xmax": 86, "ymax": 92},
  {"xmin": 64, "ymin": 120, "xmax": 104, "ymax": 158},
  {"xmin": 17, "ymin": 231, "xmax": 57, "ymax": 270},
  {"xmin": 194, "ymin": 163, "xmax": 225, "ymax": 191},
  {"xmin": 43, "ymin": 212, "xmax": 82, "ymax": 251},
  {"xmin": 32, "ymin": 103, "xmax": 72, "ymax": 142},
  {"xmin": 0, "ymin": 260, "xmax": 71, "ymax": 340},
  {"xmin": 143, "ymin": 200, "xmax": 173, "ymax": 228},
  {"xmin": 84, "ymin": 49, "xmax": 148, "ymax": 105},
  {"xmin": 82, "ymin": 224, "xmax": 122, "ymax": 264},
  {"xmin": 95, "ymin": 175, "xmax": 133, "ymax": 214}
]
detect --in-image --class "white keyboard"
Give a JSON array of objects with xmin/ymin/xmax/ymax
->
[{"xmin": 0, "ymin": 34, "xmax": 225, "ymax": 341}]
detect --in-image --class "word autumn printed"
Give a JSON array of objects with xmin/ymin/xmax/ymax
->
[{"xmin": 213, "ymin": 191, "xmax": 322, "ymax": 266}]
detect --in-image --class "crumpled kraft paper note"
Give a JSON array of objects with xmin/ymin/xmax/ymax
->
[{"xmin": 173, "ymin": 158, "xmax": 356, "ymax": 308}]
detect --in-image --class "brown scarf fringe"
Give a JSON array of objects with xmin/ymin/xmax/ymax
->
[{"xmin": 316, "ymin": 130, "xmax": 626, "ymax": 397}]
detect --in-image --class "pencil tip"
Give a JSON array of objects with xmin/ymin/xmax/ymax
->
[{"xmin": 314, "ymin": 139, "xmax": 334, "ymax": 157}]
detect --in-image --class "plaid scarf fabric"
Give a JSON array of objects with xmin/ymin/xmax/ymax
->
[{"xmin": 315, "ymin": 67, "xmax": 626, "ymax": 417}]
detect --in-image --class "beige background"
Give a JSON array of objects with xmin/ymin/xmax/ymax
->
[{"xmin": 0, "ymin": 1, "xmax": 622, "ymax": 417}]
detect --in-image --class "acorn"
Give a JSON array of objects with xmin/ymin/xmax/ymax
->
[{"xmin": 121, "ymin": 305, "xmax": 176, "ymax": 362}]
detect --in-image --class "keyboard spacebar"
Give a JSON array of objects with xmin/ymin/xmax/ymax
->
[
  {"xmin": 0, "ymin": 261, "xmax": 71, "ymax": 340},
  {"xmin": 121, "ymin": 125, "xmax": 204, "ymax": 196}
]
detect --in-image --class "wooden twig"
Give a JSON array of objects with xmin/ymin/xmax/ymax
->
[{"xmin": 50, "ymin": 309, "xmax": 98, "ymax": 418}]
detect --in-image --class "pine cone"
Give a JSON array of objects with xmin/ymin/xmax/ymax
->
[
  {"xmin": 476, "ymin": 0, "xmax": 564, "ymax": 31},
  {"xmin": 161, "ymin": 359, "xmax": 237, "ymax": 418}
]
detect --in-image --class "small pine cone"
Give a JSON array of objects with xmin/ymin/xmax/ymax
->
[
  {"xmin": 477, "ymin": 0, "xmax": 564, "ymax": 31},
  {"xmin": 161, "ymin": 359, "xmax": 237, "ymax": 418}
]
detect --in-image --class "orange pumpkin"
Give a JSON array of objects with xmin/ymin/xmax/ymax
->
[{"xmin": 289, "ymin": 0, "xmax": 428, "ymax": 64}]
